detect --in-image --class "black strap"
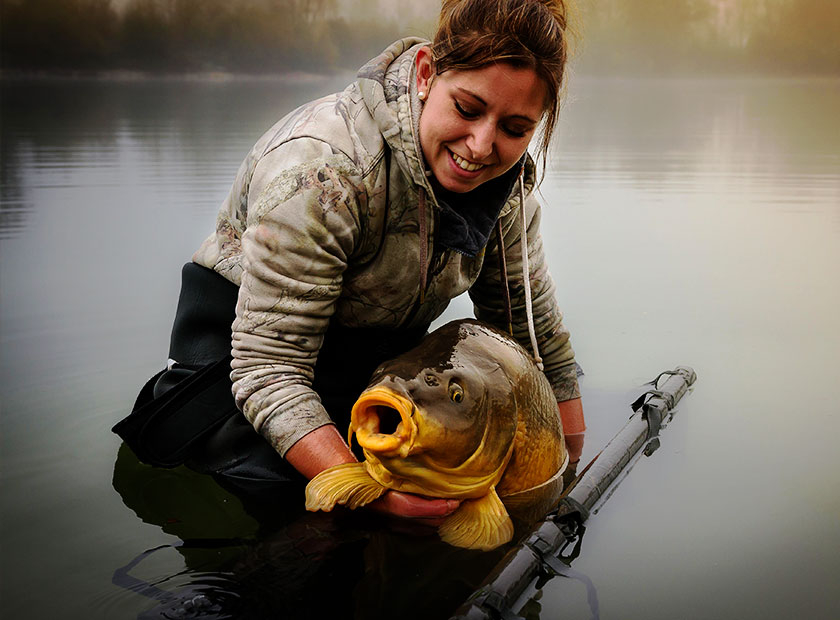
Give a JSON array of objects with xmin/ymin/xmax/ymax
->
[
  {"xmin": 112, "ymin": 357, "xmax": 238, "ymax": 468},
  {"xmin": 169, "ymin": 262, "xmax": 239, "ymax": 366},
  {"xmin": 529, "ymin": 528, "xmax": 601, "ymax": 620}
]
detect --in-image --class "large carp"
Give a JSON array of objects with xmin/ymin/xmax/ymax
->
[{"xmin": 305, "ymin": 319, "xmax": 568, "ymax": 550}]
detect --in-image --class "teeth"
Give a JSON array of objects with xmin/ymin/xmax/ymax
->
[{"xmin": 451, "ymin": 150, "xmax": 485, "ymax": 172}]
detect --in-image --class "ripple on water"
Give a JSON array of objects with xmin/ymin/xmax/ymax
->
[{"xmin": 93, "ymin": 559, "xmax": 255, "ymax": 620}]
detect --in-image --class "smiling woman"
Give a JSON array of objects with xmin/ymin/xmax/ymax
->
[
  {"xmin": 417, "ymin": 56, "xmax": 546, "ymax": 193},
  {"xmin": 428, "ymin": 0, "xmax": 572, "ymax": 167},
  {"xmin": 113, "ymin": 0, "xmax": 585, "ymax": 525}
]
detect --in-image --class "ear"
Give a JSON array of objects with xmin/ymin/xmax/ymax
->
[{"xmin": 415, "ymin": 45, "xmax": 434, "ymax": 95}]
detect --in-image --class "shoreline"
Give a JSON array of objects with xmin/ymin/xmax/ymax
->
[
  {"xmin": 2, "ymin": 66, "xmax": 837, "ymax": 84},
  {"xmin": 0, "ymin": 68, "xmax": 350, "ymax": 83}
]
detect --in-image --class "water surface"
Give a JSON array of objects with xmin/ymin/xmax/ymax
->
[{"xmin": 1, "ymin": 75, "xmax": 838, "ymax": 619}]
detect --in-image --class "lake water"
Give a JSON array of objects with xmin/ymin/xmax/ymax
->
[{"xmin": 1, "ymin": 74, "xmax": 838, "ymax": 619}]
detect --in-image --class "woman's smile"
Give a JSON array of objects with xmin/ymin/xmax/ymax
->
[{"xmin": 448, "ymin": 149, "xmax": 487, "ymax": 173}]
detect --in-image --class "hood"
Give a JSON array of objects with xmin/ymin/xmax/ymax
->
[
  {"xmin": 356, "ymin": 38, "xmax": 538, "ymax": 216},
  {"xmin": 357, "ymin": 37, "xmax": 430, "ymax": 190}
]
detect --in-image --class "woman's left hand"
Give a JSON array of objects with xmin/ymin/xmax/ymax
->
[
  {"xmin": 564, "ymin": 431, "xmax": 585, "ymax": 464},
  {"xmin": 368, "ymin": 490, "xmax": 461, "ymax": 527},
  {"xmin": 557, "ymin": 398, "xmax": 585, "ymax": 463}
]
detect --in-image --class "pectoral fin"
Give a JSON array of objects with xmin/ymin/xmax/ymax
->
[
  {"xmin": 305, "ymin": 462, "xmax": 387, "ymax": 512},
  {"xmin": 438, "ymin": 487, "xmax": 513, "ymax": 551}
]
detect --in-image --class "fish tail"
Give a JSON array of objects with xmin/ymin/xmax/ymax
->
[{"xmin": 305, "ymin": 462, "xmax": 387, "ymax": 512}]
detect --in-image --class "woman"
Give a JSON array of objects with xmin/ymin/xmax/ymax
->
[{"xmin": 115, "ymin": 0, "xmax": 585, "ymax": 523}]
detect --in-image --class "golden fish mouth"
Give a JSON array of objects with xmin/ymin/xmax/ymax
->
[{"xmin": 349, "ymin": 387, "xmax": 417, "ymax": 458}]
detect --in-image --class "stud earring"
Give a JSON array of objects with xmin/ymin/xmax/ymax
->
[{"xmin": 418, "ymin": 91, "xmax": 426, "ymax": 100}]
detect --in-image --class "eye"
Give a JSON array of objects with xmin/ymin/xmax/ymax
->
[
  {"xmin": 502, "ymin": 125, "xmax": 528, "ymax": 139},
  {"xmin": 454, "ymin": 99, "xmax": 479, "ymax": 119},
  {"xmin": 448, "ymin": 382, "xmax": 464, "ymax": 403}
]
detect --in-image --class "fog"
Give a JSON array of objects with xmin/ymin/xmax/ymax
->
[{"xmin": 2, "ymin": 0, "xmax": 838, "ymax": 75}]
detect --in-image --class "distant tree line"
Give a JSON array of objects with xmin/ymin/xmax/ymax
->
[
  {"xmin": 0, "ymin": 0, "xmax": 405, "ymax": 73},
  {"xmin": 1, "ymin": 0, "xmax": 838, "ymax": 75},
  {"xmin": 576, "ymin": 0, "xmax": 840, "ymax": 75}
]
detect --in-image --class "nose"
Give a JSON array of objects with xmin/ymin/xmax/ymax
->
[{"xmin": 466, "ymin": 120, "xmax": 495, "ymax": 162}]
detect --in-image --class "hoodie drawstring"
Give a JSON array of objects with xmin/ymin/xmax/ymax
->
[
  {"xmin": 495, "ymin": 218, "xmax": 513, "ymax": 336},
  {"xmin": 418, "ymin": 187, "xmax": 428, "ymax": 303},
  {"xmin": 419, "ymin": 171, "xmax": 542, "ymax": 372},
  {"xmin": 518, "ymin": 167, "xmax": 544, "ymax": 371}
]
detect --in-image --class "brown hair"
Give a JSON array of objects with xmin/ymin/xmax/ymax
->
[{"xmin": 431, "ymin": 0, "xmax": 575, "ymax": 163}]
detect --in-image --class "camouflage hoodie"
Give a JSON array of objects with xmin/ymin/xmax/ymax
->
[{"xmin": 192, "ymin": 38, "xmax": 579, "ymax": 456}]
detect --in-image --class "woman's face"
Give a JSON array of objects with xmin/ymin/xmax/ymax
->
[{"xmin": 416, "ymin": 47, "xmax": 546, "ymax": 194}]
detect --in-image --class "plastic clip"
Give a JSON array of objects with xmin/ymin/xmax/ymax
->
[
  {"xmin": 480, "ymin": 591, "xmax": 526, "ymax": 620},
  {"xmin": 553, "ymin": 496, "xmax": 589, "ymax": 538},
  {"xmin": 630, "ymin": 389, "xmax": 672, "ymax": 456},
  {"xmin": 528, "ymin": 531, "xmax": 601, "ymax": 619},
  {"xmin": 630, "ymin": 389, "xmax": 675, "ymax": 414},
  {"xmin": 531, "ymin": 533, "xmax": 570, "ymax": 577}
]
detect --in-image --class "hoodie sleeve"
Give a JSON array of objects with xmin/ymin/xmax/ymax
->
[
  {"xmin": 230, "ymin": 144, "xmax": 366, "ymax": 456},
  {"xmin": 469, "ymin": 191, "xmax": 580, "ymax": 403}
]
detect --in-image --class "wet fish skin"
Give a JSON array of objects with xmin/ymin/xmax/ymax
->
[{"xmin": 306, "ymin": 319, "xmax": 568, "ymax": 550}]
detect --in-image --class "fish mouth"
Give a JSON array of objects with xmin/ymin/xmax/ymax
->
[{"xmin": 349, "ymin": 387, "xmax": 417, "ymax": 458}]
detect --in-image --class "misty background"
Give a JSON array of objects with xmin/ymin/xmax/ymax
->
[
  {"xmin": 2, "ymin": 2, "xmax": 840, "ymax": 620},
  {"xmin": 2, "ymin": 0, "xmax": 839, "ymax": 76}
]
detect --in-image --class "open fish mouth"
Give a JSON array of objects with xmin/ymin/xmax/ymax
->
[{"xmin": 349, "ymin": 387, "xmax": 417, "ymax": 457}]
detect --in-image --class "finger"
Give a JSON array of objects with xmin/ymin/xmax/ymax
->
[
  {"xmin": 565, "ymin": 432, "xmax": 585, "ymax": 463},
  {"xmin": 388, "ymin": 491, "xmax": 460, "ymax": 518},
  {"xmin": 373, "ymin": 491, "xmax": 460, "ymax": 519}
]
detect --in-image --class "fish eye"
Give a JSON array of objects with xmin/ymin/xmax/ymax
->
[{"xmin": 449, "ymin": 382, "xmax": 464, "ymax": 403}]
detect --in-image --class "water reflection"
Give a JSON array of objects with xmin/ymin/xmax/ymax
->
[
  {"xmin": 0, "ymin": 76, "xmax": 352, "ymax": 238},
  {"xmin": 1, "ymin": 74, "xmax": 838, "ymax": 620},
  {"xmin": 551, "ymin": 78, "xmax": 840, "ymax": 204},
  {"xmin": 110, "ymin": 444, "xmax": 511, "ymax": 619}
]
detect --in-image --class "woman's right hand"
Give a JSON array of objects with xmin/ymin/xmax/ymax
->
[{"xmin": 287, "ymin": 426, "xmax": 460, "ymax": 526}]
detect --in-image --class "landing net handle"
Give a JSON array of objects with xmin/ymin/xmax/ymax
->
[{"xmin": 450, "ymin": 366, "xmax": 697, "ymax": 620}]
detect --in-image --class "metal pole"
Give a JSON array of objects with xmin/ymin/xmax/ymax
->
[{"xmin": 451, "ymin": 366, "xmax": 697, "ymax": 620}]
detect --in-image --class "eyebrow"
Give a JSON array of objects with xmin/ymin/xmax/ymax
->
[{"xmin": 455, "ymin": 87, "xmax": 539, "ymax": 125}]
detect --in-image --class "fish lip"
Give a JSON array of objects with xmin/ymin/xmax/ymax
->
[{"xmin": 349, "ymin": 387, "xmax": 417, "ymax": 457}]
